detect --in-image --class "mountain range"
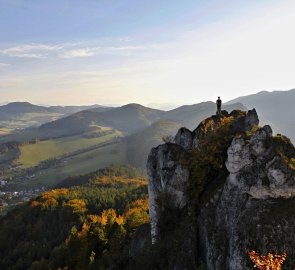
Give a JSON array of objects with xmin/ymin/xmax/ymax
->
[
  {"xmin": 1, "ymin": 89, "xmax": 294, "ymax": 142},
  {"xmin": 0, "ymin": 102, "xmax": 110, "ymax": 133},
  {"xmin": 0, "ymin": 88, "xmax": 294, "ymax": 192},
  {"xmin": 227, "ymin": 89, "xmax": 295, "ymax": 141}
]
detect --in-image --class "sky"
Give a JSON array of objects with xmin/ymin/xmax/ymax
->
[{"xmin": 0, "ymin": 0, "xmax": 295, "ymax": 108}]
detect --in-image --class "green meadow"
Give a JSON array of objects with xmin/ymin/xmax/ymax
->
[
  {"xmin": 17, "ymin": 128, "xmax": 123, "ymax": 168},
  {"xmin": 13, "ymin": 142, "xmax": 127, "ymax": 189}
]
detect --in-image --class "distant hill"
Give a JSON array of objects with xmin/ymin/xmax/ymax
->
[
  {"xmin": 125, "ymin": 102, "xmax": 246, "ymax": 167},
  {"xmin": 162, "ymin": 101, "xmax": 247, "ymax": 129},
  {"xmin": 0, "ymin": 100, "xmax": 249, "ymax": 192},
  {"xmin": 0, "ymin": 102, "xmax": 113, "ymax": 139},
  {"xmin": 0, "ymin": 100, "xmax": 247, "ymax": 144},
  {"xmin": 227, "ymin": 89, "xmax": 295, "ymax": 142},
  {"xmin": 0, "ymin": 102, "xmax": 51, "ymax": 120},
  {"xmin": 0, "ymin": 102, "xmax": 112, "ymax": 132},
  {"xmin": 126, "ymin": 119, "xmax": 182, "ymax": 167},
  {"xmin": 38, "ymin": 103, "xmax": 165, "ymax": 137},
  {"xmin": 48, "ymin": 104, "xmax": 111, "ymax": 115},
  {"xmin": 0, "ymin": 102, "xmax": 109, "ymax": 116},
  {"xmin": 38, "ymin": 102, "xmax": 246, "ymax": 138}
]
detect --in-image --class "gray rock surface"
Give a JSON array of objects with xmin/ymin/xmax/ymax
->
[
  {"xmin": 147, "ymin": 143, "xmax": 190, "ymax": 243},
  {"xmin": 146, "ymin": 109, "xmax": 295, "ymax": 269},
  {"xmin": 200, "ymin": 126, "xmax": 295, "ymax": 269},
  {"xmin": 244, "ymin": 108, "xmax": 259, "ymax": 131},
  {"xmin": 174, "ymin": 127, "xmax": 193, "ymax": 151}
]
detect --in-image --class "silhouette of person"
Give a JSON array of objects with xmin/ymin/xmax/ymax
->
[{"xmin": 216, "ymin": 96, "xmax": 222, "ymax": 115}]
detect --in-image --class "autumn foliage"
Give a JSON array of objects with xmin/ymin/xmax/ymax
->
[
  {"xmin": 61, "ymin": 198, "xmax": 149, "ymax": 269},
  {"xmin": 248, "ymin": 250, "xmax": 287, "ymax": 270},
  {"xmin": 0, "ymin": 165, "xmax": 149, "ymax": 269}
]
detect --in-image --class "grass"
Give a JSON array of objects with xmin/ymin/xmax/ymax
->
[
  {"xmin": 14, "ymin": 142, "xmax": 128, "ymax": 189},
  {"xmin": 0, "ymin": 112, "xmax": 62, "ymax": 129},
  {"xmin": 18, "ymin": 128, "xmax": 123, "ymax": 168}
]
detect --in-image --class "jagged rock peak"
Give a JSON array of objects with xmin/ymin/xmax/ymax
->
[
  {"xmin": 174, "ymin": 127, "xmax": 193, "ymax": 151},
  {"xmin": 226, "ymin": 125, "xmax": 295, "ymax": 199},
  {"xmin": 199, "ymin": 128, "xmax": 295, "ymax": 269},
  {"xmin": 147, "ymin": 109, "xmax": 259, "ymax": 244},
  {"xmin": 174, "ymin": 109, "xmax": 259, "ymax": 151},
  {"xmin": 146, "ymin": 107, "xmax": 295, "ymax": 269}
]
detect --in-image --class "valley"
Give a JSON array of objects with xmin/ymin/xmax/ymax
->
[
  {"xmin": 1, "ymin": 2, "xmax": 294, "ymax": 268},
  {"xmin": 0, "ymin": 90, "xmax": 294, "ymax": 213}
]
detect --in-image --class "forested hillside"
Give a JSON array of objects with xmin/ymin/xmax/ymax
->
[{"xmin": 0, "ymin": 165, "xmax": 149, "ymax": 270}]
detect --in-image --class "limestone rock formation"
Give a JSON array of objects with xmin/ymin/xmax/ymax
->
[
  {"xmin": 146, "ymin": 109, "xmax": 295, "ymax": 269},
  {"xmin": 147, "ymin": 143, "xmax": 190, "ymax": 243},
  {"xmin": 174, "ymin": 127, "xmax": 193, "ymax": 151},
  {"xmin": 200, "ymin": 125, "xmax": 295, "ymax": 270}
]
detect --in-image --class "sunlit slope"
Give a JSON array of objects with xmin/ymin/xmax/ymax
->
[
  {"xmin": 18, "ymin": 127, "xmax": 123, "ymax": 168},
  {"xmin": 10, "ymin": 142, "xmax": 127, "ymax": 190},
  {"xmin": 39, "ymin": 103, "xmax": 165, "ymax": 137},
  {"xmin": 0, "ymin": 101, "xmax": 250, "ymax": 191},
  {"xmin": 0, "ymin": 102, "xmax": 110, "ymax": 132}
]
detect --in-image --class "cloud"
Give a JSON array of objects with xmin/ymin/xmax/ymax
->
[
  {"xmin": 60, "ymin": 48, "xmax": 97, "ymax": 58},
  {"xmin": 0, "ymin": 39, "xmax": 150, "ymax": 59},
  {"xmin": 59, "ymin": 45, "xmax": 147, "ymax": 58},
  {"xmin": 0, "ymin": 42, "xmax": 148, "ymax": 59},
  {"xmin": 105, "ymin": 46, "xmax": 145, "ymax": 51},
  {"xmin": 0, "ymin": 43, "xmax": 65, "ymax": 58},
  {"xmin": 0, "ymin": 63, "xmax": 9, "ymax": 67}
]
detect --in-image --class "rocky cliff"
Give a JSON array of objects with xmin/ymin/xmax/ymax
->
[{"xmin": 147, "ymin": 109, "xmax": 295, "ymax": 269}]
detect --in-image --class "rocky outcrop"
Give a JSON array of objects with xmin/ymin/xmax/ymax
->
[
  {"xmin": 200, "ymin": 124, "xmax": 295, "ymax": 269},
  {"xmin": 147, "ymin": 143, "xmax": 190, "ymax": 243},
  {"xmin": 174, "ymin": 127, "xmax": 193, "ymax": 151},
  {"xmin": 146, "ymin": 108, "xmax": 295, "ymax": 269},
  {"xmin": 147, "ymin": 109, "xmax": 259, "ymax": 242},
  {"xmin": 232, "ymin": 108, "xmax": 259, "ymax": 132}
]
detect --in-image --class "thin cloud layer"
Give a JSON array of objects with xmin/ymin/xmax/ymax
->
[
  {"xmin": 0, "ymin": 42, "xmax": 149, "ymax": 59},
  {"xmin": 61, "ymin": 48, "xmax": 97, "ymax": 58},
  {"xmin": 0, "ymin": 43, "xmax": 65, "ymax": 58}
]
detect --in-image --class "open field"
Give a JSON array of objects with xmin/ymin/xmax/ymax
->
[
  {"xmin": 0, "ymin": 112, "xmax": 62, "ymax": 130},
  {"xmin": 11, "ymin": 142, "xmax": 127, "ymax": 189},
  {"xmin": 17, "ymin": 128, "xmax": 123, "ymax": 168}
]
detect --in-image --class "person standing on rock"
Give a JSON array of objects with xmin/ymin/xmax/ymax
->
[{"xmin": 216, "ymin": 96, "xmax": 222, "ymax": 115}]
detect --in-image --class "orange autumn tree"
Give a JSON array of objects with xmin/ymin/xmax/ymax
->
[
  {"xmin": 60, "ymin": 198, "xmax": 150, "ymax": 268},
  {"xmin": 248, "ymin": 250, "xmax": 287, "ymax": 270}
]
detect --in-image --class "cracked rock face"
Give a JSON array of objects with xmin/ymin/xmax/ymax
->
[
  {"xmin": 250, "ymin": 125, "xmax": 272, "ymax": 155},
  {"xmin": 147, "ymin": 143, "xmax": 189, "ymax": 243},
  {"xmin": 225, "ymin": 137, "xmax": 252, "ymax": 174},
  {"xmin": 174, "ymin": 127, "xmax": 193, "ymax": 151},
  {"xmin": 200, "ymin": 125, "xmax": 295, "ymax": 270},
  {"xmin": 146, "ymin": 108, "xmax": 295, "ymax": 270}
]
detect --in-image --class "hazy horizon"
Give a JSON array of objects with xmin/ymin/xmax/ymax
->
[
  {"xmin": 0, "ymin": 88, "xmax": 294, "ymax": 110},
  {"xmin": 1, "ymin": 0, "xmax": 295, "ymax": 106}
]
